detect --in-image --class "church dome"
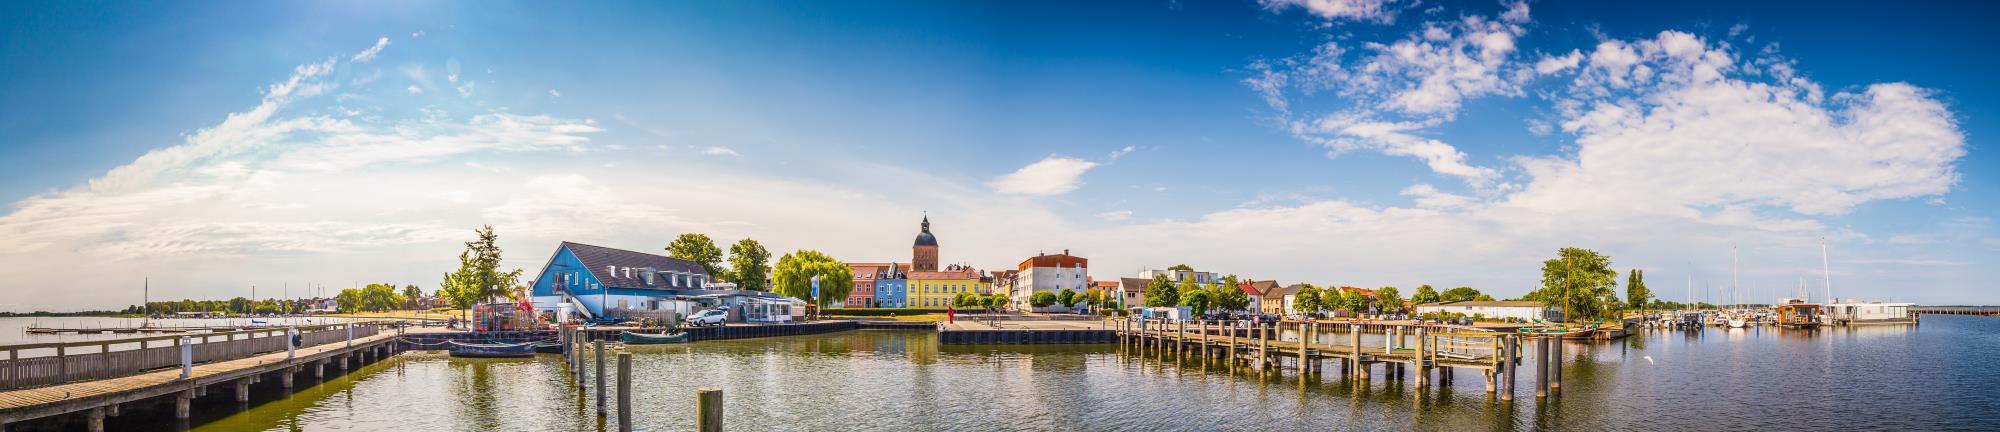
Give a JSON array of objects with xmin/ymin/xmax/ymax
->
[{"xmin": 914, "ymin": 215, "xmax": 938, "ymax": 247}]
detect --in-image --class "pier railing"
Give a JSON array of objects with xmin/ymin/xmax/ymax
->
[{"xmin": 0, "ymin": 323, "xmax": 381, "ymax": 390}]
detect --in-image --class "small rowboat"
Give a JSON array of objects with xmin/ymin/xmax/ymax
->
[
  {"xmin": 620, "ymin": 331, "xmax": 691, "ymax": 345},
  {"xmin": 532, "ymin": 342, "xmax": 565, "ymax": 354},
  {"xmin": 446, "ymin": 340, "xmax": 538, "ymax": 358}
]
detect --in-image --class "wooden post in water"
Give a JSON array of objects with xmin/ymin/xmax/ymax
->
[
  {"xmin": 1415, "ymin": 328, "xmax": 1428, "ymax": 387},
  {"xmin": 595, "ymin": 339, "xmax": 607, "ymax": 417},
  {"xmin": 235, "ymin": 379, "xmax": 250, "ymax": 402},
  {"xmin": 85, "ymin": 407, "xmax": 104, "ymax": 432},
  {"xmin": 1501, "ymin": 336, "xmax": 1516, "ymax": 401},
  {"xmin": 1296, "ymin": 322, "xmax": 1308, "ymax": 373},
  {"xmin": 1257, "ymin": 322, "xmax": 1269, "ymax": 369},
  {"xmin": 1552, "ymin": 337, "xmax": 1562, "ymax": 392},
  {"xmin": 618, "ymin": 352, "xmax": 632, "ymax": 432},
  {"xmin": 1534, "ymin": 337, "xmax": 1547, "ymax": 399},
  {"xmin": 696, "ymin": 388, "xmax": 723, "ymax": 432}
]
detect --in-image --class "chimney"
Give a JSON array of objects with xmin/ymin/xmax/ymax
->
[{"xmin": 1063, "ymin": 249, "xmax": 1069, "ymax": 255}]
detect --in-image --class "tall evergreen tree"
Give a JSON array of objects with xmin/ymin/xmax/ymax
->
[
  {"xmin": 440, "ymin": 225, "xmax": 524, "ymax": 314},
  {"xmin": 1627, "ymin": 269, "xmax": 1652, "ymax": 310}
]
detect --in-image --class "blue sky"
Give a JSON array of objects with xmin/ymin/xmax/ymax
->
[{"xmin": 2, "ymin": 0, "xmax": 1996, "ymax": 310}]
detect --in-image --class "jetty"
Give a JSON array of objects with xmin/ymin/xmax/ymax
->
[
  {"xmin": 0, "ymin": 323, "xmax": 400, "ymax": 431},
  {"xmin": 1912, "ymin": 307, "xmax": 1999, "ymax": 317},
  {"xmin": 1112, "ymin": 318, "xmax": 1563, "ymax": 398}
]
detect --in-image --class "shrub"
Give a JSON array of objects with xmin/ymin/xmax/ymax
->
[{"xmin": 1029, "ymin": 291, "xmax": 1058, "ymax": 308}]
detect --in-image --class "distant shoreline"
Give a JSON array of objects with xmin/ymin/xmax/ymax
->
[{"xmin": 0, "ymin": 311, "xmax": 141, "ymax": 318}]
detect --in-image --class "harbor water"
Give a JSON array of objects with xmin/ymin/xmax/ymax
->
[{"xmin": 70, "ymin": 315, "xmax": 2000, "ymax": 431}]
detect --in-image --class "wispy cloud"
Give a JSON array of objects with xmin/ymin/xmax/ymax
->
[
  {"xmin": 1095, "ymin": 210, "xmax": 1133, "ymax": 221},
  {"xmin": 351, "ymin": 37, "xmax": 390, "ymax": 62},
  {"xmin": 702, "ymin": 146, "xmax": 740, "ymax": 157},
  {"xmin": 1107, "ymin": 145, "xmax": 1136, "ymax": 161},
  {"xmin": 989, "ymin": 156, "xmax": 1099, "ymax": 196}
]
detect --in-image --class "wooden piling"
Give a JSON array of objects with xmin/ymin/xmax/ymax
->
[
  {"xmin": 595, "ymin": 339, "xmax": 607, "ymax": 417},
  {"xmin": 1535, "ymin": 337, "xmax": 1547, "ymax": 399},
  {"xmin": 1552, "ymin": 338, "xmax": 1562, "ymax": 392},
  {"xmin": 86, "ymin": 407, "xmax": 104, "ymax": 432},
  {"xmin": 1501, "ymin": 336, "xmax": 1516, "ymax": 401},
  {"xmin": 1415, "ymin": 329, "xmax": 1429, "ymax": 387},
  {"xmin": 618, "ymin": 352, "xmax": 632, "ymax": 432},
  {"xmin": 696, "ymin": 388, "xmax": 723, "ymax": 432},
  {"xmin": 235, "ymin": 379, "xmax": 250, "ymax": 402}
]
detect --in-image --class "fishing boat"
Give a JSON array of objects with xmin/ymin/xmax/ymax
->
[
  {"xmin": 532, "ymin": 341, "xmax": 565, "ymax": 354},
  {"xmin": 445, "ymin": 340, "xmax": 538, "ymax": 358},
  {"xmin": 620, "ymin": 331, "xmax": 691, "ymax": 344},
  {"xmin": 1727, "ymin": 316, "xmax": 1748, "ymax": 328}
]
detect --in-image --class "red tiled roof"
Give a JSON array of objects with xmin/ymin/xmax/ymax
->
[{"xmin": 1018, "ymin": 253, "xmax": 1087, "ymax": 271}]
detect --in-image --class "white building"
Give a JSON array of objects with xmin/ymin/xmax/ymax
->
[
  {"xmin": 1414, "ymin": 300, "xmax": 1556, "ymax": 321},
  {"xmin": 1138, "ymin": 268, "xmax": 1219, "ymax": 286},
  {"xmin": 1013, "ymin": 251, "xmax": 1088, "ymax": 311}
]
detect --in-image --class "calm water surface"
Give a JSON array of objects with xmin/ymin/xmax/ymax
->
[{"xmin": 107, "ymin": 315, "xmax": 2000, "ymax": 431}]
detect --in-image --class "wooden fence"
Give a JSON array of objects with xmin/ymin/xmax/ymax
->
[{"xmin": 0, "ymin": 323, "xmax": 381, "ymax": 390}]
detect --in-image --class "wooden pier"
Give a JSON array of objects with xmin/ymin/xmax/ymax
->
[
  {"xmin": 0, "ymin": 323, "xmax": 400, "ymax": 432},
  {"xmin": 1115, "ymin": 318, "xmax": 1543, "ymax": 396},
  {"xmin": 1912, "ymin": 307, "xmax": 1999, "ymax": 317}
]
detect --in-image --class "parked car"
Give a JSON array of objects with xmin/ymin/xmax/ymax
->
[{"xmin": 685, "ymin": 308, "xmax": 728, "ymax": 327}]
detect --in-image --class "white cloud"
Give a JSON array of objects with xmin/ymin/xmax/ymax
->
[
  {"xmin": 1535, "ymin": 50, "xmax": 1583, "ymax": 75},
  {"xmin": 1401, "ymin": 183, "xmax": 1475, "ymax": 208},
  {"xmin": 1728, "ymin": 23, "xmax": 1749, "ymax": 38},
  {"xmin": 411, "ymin": 31, "xmax": 426, "ymax": 38},
  {"xmin": 702, "ymin": 146, "xmax": 740, "ymax": 157},
  {"xmin": 351, "ymin": 37, "xmax": 389, "ymax": 63},
  {"xmin": 1846, "ymin": 258, "xmax": 1961, "ymax": 266},
  {"xmin": 406, "ymin": 85, "xmax": 423, "ymax": 94},
  {"xmin": 1095, "ymin": 210, "xmax": 1134, "ymax": 221},
  {"xmin": 1107, "ymin": 145, "xmax": 1136, "ymax": 160},
  {"xmin": 1259, "ymin": 0, "xmax": 1397, "ymax": 23},
  {"xmin": 989, "ymin": 156, "xmax": 1099, "ymax": 196},
  {"xmin": 549, "ymin": 89, "xmax": 562, "ymax": 97}
]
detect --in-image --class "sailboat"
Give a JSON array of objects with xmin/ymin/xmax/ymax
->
[{"xmin": 1726, "ymin": 247, "xmax": 1748, "ymax": 328}]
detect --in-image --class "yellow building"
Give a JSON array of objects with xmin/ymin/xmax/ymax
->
[{"xmin": 908, "ymin": 268, "xmax": 986, "ymax": 308}]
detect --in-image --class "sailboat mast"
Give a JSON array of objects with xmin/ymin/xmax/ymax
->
[
  {"xmin": 1820, "ymin": 238, "xmax": 1833, "ymax": 304},
  {"xmin": 1731, "ymin": 246, "xmax": 1738, "ymax": 312},
  {"xmin": 143, "ymin": 277, "xmax": 149, "ymax": 327}
]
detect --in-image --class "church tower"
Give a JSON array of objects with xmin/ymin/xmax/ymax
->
[{"xmin": 912, "ymin": 215, "xmax": 939, "ymax": 272}]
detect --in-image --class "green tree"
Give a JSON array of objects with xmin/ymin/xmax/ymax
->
[
  {"xmin": 1627, "ymin": 269, "xmax": 1652, "ymax": 310},
  {"xmin": 1167, "ymin": 264, "xmax": 1194, "ymax": 272},
  {"xmin": 1029, "ymin": 291, "xmax": 1058, "ymax": 308},
  {"xmin": 727, "ymin": 238, "xmax": 772, "ymax": 291},
  {"xmin": 335, "ymin": 289, "xmax": 362, "ymax": 313},
  {"xmin": 1180, "ymin": 288, "xmax": 1213, "ymax": 318},
  {"xmin": 1525, "ymin": 247, "xmax": 1622, "ymax": 322},
  {"xmin": 1441, "ymin": 287, "xmax": 1483, "ymax": 302},
  {"xmin": 1411, "ymin": 285, "xmax": 1440, "ymax": 306},
  {"xmin": 953, "ymin": 292, "xmax": 978, "ymax": 307},
  {"xmin": 987, "ymin": 294, "xmax": 1009, "ymax": 310},
  {"xmin": 360, "ymin": 283, "xmax": 404, "ymax": 312},
  {"xmin": 667, "ymin": 233, "xmax": 727, "ymax": 279},
  {"xmin": 439, "ymin": 225, "xmax": 525, "ymax": 313},
  {"xmin": 1143, "ymin": 274, "xmax": 1177, "ymax": 307},
  {"xmin": 401, "ymin": 285, "xmax": 424, "ymax": 309},
  {"xmin": 1374, "ymin": 286, "xmax": 1404, "ymax": 314},
  {"xmin": 1341, "ymin": 289, "xmax": 1369, "ymax": 315},
  {"xmin": 1214, "ymin": 280, "xmax": 1251, "ymax": 313},
  {"xmin": 229, "ymin": 297, "xmax": 251, "ymax": 314},
  {"xmin": 772, "ymin": 250, "xmax": 855, "ymax": 309},
  {"xmin": 1175, "ymin": 277, "xmax": 1200, "ymax": 305},
  {"xmin": 1293, "ymin": 284, "xmax": 1323, "ymax": 316},
  {"xmin": 1057, "ymin": 288, "xmax": 1080, "ymax": 308}
]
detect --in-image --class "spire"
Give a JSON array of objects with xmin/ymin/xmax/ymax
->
[{"xmin": 921, "ymin": 212, "xmax": 930, "ymax": 233}]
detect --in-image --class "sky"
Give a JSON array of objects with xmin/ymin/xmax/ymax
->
[{"xmin": 2, "ymin": 0, "xmax": 1996, "ymax": 311}]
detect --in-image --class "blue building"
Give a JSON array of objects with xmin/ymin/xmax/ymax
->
[
  {"xmin": 529, "ymin": 241, "xmax": 714, "ymax": 320},
  {"xmin": 873, "ymin": 278, "xmax": 908, "ymax": 309}
]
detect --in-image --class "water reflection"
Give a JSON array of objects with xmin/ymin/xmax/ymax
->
[{"xmin": 143, "ymin": 317, "xmax": 2000, "ymax": 431}]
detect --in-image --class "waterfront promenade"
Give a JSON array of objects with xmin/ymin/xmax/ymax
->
[{"xmin": 0, "ymin": 324, "xmax": 399, "ymax": 431}]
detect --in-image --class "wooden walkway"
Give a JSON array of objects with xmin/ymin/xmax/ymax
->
[
  {"xmin": 1912, "ymin": 307, "xmax": 1999, "ymax": 317},
  {"xmin": 1116, "ymin": 318, "xmax": 1559, "ymax": 399},
  {"xmin": 0, "ymin": 330, "xmax": 401, "ymax": 431}
]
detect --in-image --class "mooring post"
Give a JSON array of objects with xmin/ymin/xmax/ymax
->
[
  {"xmin": 1535, "ymin": 337, "xmax": 1548, "ymax": 399},
  {"xmin": 179, "ymin": 336, "xmax": 193, "ymax": 379},
  {"xmin": 595, "ymin": 339, "xmax": 607, "ymax": 417},
  {"xmin": 235, "ymin": 379, "xmax": 250, "ymax": 402},
  {"xmin": 618, "ymin": 352, "xmax": 632, "ymax": 432},
  {"xmin": 1501, "ymin": 336, "xmax": 1516, "ymax": 401},
  {"xmin": 281, "ymin": 368, "xmax": 294, "ymax": 389},
  {"xmin": 1415, "ymin": 328, "xmax": 1429, "ymax": 387},
  {"xmin": 346, "ymin": 324, "xmax": 353, "ymax": 348},
  {"xmin": 697, "ymin": 388, "xmax": 723, "ymax": 432},
  {"xmin": 314, "ymin": 361, "xmax": 324, "ymax": 379},
  {"xmin": 1552, "ymin": 337, "xmax": 1562, "ymax": 392}
]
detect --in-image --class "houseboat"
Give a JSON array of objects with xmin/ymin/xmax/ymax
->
[
  {"xmin": 1823, "ymin": 301, "xmax": 1916, "ymax": 325},
  {"xmin": 1773, "ymin": 299, "xmax": 1821, "ymax": 328}
]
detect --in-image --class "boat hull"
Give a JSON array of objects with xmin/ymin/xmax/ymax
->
[
  {"xmin": 446, "ymin": 341, "xmax": 538, "ymax": 358},
  {"xmin": 621, "ymin": 331, "xmax": 691, "ymax": 344}
]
